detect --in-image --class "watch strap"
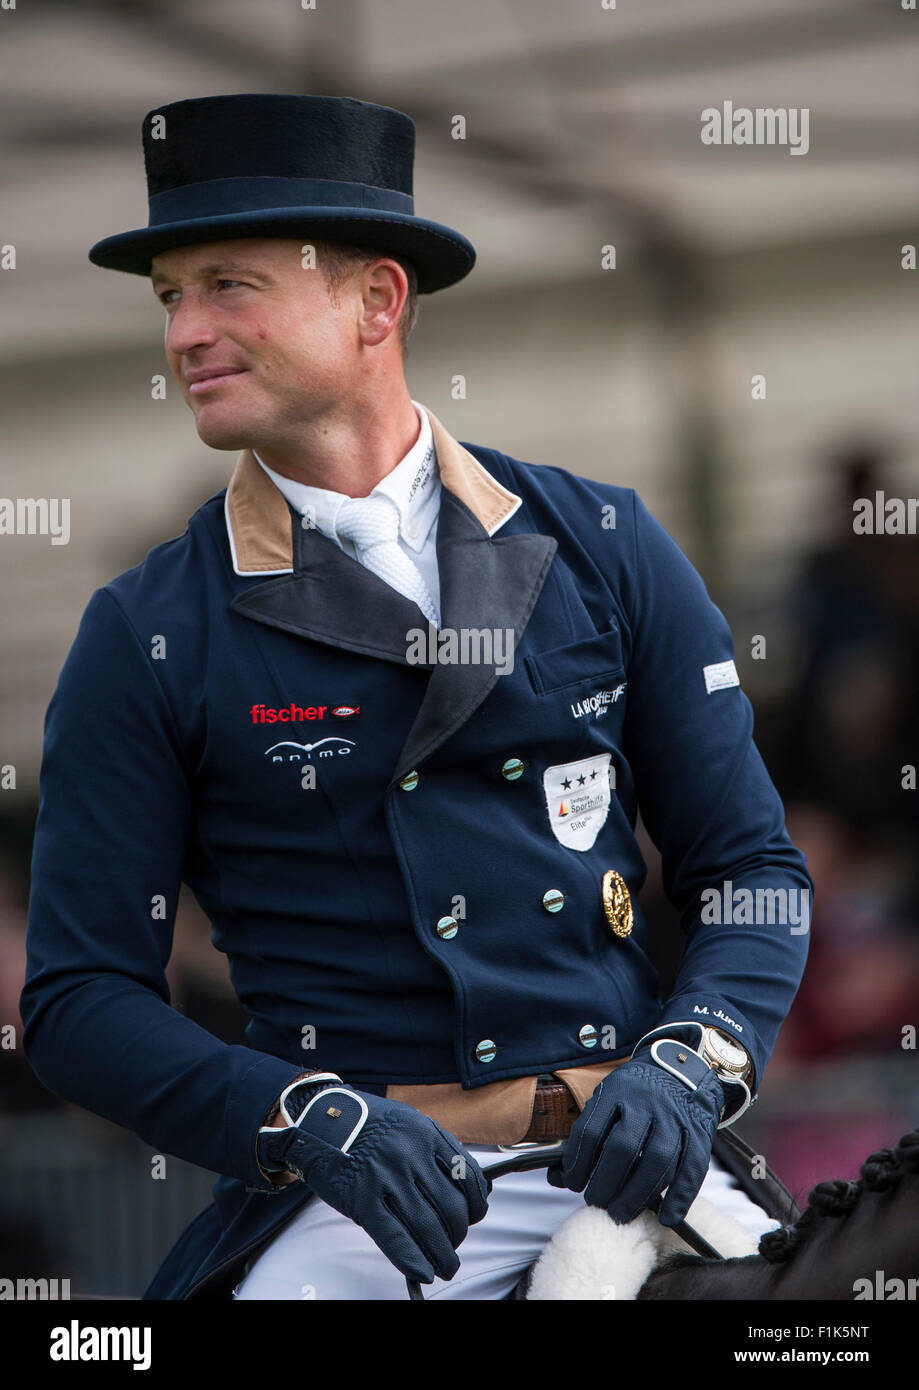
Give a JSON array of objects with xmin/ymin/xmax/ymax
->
[
  {"xmin": 633, "ymin": 1020, "xmax": 755, "ymax": 1083},
  {"xmin": 650, "ymin": 1037, "xmax": 719, "ymax": 1092}
]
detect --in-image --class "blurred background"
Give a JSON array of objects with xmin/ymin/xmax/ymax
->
[{"xmin": 1, "ymin": 0, "xmax": 918, "ymax": 1296}]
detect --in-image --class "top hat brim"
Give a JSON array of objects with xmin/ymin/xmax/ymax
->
[{"xmin": 88, "ymin": 207, "xmax": 475, "ymax": 294}]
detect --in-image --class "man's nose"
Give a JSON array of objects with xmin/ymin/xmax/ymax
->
[{"xmin": 165, "ymin": 292, "xmax": 220, "ymax": 358}]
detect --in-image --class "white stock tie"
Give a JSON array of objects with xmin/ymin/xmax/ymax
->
[{"xmin": 335, "ymin": 493, "xmax": 439, "ymax": 628}]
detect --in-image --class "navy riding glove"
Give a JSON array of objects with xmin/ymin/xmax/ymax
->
[
  {"xmin": 256, "ymin": 1076, "xmax": 489, "ymax": 1284},
  {"xmin": 546, "ymin": 1054, "xmax": 725, "ymax": 1227}
]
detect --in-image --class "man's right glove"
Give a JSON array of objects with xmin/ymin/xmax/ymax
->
[
  {"xmin": 546, "ymin": 1051, "xmax": 724, "ymax": 1227},
  {"xmin": 256, "ymin": 1074, "xmax": 489, "ymax": 1284}
]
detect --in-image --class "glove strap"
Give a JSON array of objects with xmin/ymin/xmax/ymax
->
[
  {"xmin": 649, "ymin": 1038, "xmax": 718, "ymax": 1092},
  {"xmin": 275, "ymin": 1072, "xmax": 344, "ymax": 1125},
  {"xmin": 255, "ymin": 1072, "xmax": 342, "ymax": 1178},
  {"xmin": 633, "ymin": 1025, "xmax": 753, "ymax": 1128},
  {"xmin": 282, "ymin": 1086, "xmax": 369, "ymax": 1153},
  {"xmin": 256, "ymin": 1076, "xmax": 370, "ymax": 1178}
]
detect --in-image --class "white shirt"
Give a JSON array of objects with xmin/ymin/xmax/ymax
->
[{"xmin": 254, "ymin": 401, "xmax": 442, "ymax": 627}]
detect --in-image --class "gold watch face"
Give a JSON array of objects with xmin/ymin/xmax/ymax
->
[{"xmin": 704, "ymin": 1029, "xmax": 749, "ymax": 1074}]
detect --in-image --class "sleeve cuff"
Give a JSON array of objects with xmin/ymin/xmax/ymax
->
[
  {"xmin": 228, "ymin": 1055, "xmax": 326, "ymax": 1192},
  {"xmin": 635, "ymin": 995, "xmax": 763, "ymax": 1095}
]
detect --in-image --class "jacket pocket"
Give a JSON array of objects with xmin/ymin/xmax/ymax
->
[{"xmin": 525, "ymin": 627, "xmax": 625, "ymax": 696}]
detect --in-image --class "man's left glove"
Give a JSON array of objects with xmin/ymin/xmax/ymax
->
[{"xmin": 546, "ymin": 1051, "xmax": 725, "ymax": 1227}]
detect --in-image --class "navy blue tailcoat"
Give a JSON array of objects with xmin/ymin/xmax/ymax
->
[{"xmin": 21, "ymin": 406, "xmax": 811, "ymax": 1298}]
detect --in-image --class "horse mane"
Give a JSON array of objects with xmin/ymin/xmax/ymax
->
[{"xmin": 758, "ymin": 1124, "xmax": 919, "ymax": 1265}]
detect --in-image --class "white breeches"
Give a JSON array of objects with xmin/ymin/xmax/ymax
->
[{"xmin": 232, "ymin": 1147, "xmax": 780, "ymax": 1301}]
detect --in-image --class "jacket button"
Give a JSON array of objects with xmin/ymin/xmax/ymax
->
[
  {"xmin": 475, "ymin": 1039, "xmax": 497, "ymax": 1063},
  {"xmin": 542, "ymin": 889, "xmax": 565, "ymax": 913},
  {"xmin": 501, "ymin": 757, "xmax": 524, "ymax": 781},
  {"xmin": 579, "ymin": 1024, "xmax": 599, "ymax": 1048},
  {"xmin": 435, "ymin": 916, "xmax": 459, "ymax": 940},
  {"xmin": 399, "ymin": 771, "xmax": 419, "ymax": 791}
]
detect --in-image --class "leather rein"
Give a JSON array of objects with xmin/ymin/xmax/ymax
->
[{"xmin": 405, "ymin": 1148, "xmax": 724, "ymax": 1300}]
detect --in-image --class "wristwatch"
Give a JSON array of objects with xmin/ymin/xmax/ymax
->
[
  {"xmin": 698, "ymin": 1026, "xmax": 753, "ymax": 1082},
  {"xmin": 630, "ymin": 1020, "xmax": 755, "ymax": 1127}
]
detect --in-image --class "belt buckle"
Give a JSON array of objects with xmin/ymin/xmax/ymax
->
[{"xmin": 498, "ymin": 1073, "xmax": 573, "ymax": 1151}]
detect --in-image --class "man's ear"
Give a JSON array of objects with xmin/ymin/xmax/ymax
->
[{"xmin": 360, "ymin": 260, "xmax": 407, "ymax": 347}]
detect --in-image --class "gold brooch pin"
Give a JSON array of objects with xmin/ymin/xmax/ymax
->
[{"xmin": 602, "ymin": 869, "xmax": 633, "ymax": 938}]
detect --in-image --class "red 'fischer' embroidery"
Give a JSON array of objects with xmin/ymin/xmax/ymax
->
[{"xmin": 250, "ymin": 704, "xmax": 327, "ymax": 724}]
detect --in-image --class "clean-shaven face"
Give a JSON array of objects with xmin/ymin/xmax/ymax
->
[{"xmin": 151, "ymin": 237, "xmax": 356, "ymax": 451}]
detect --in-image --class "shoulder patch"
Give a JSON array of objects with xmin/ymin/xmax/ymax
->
[{"xmin": 703, "ymin": 660, "xmax": 739, "ymax": 694}]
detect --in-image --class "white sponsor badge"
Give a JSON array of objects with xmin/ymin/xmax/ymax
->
[
  {"xmin": 703, "ymin": 659, "xmax": 739, "ymax": 694},
  {"xmin": 542, "ymin": 752, "xmax": 612, "ymax": 852}
]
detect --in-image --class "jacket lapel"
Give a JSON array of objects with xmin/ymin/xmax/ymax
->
[
  {"xmin": 226, "ymin": 405, "xmax": 557, "ymax": 778},
  {"xmin": 231, "ymin": 517, "xmax": 433, "ymax": 665},
  {"xmin": 393, "ymin": 486, "xmax": 555, "ymax": 780}
]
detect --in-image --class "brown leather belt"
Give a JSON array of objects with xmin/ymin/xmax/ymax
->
[{"xmin": 522, "ymin": 1073, "xmax": 581, "ymax": 1142}]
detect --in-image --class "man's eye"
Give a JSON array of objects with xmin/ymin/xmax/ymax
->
[{"xmin": 158, "ymin": 280, "xmax": 246, "ymax": 305}]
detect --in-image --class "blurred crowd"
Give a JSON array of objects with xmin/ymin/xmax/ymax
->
[
  {"xmin": 643, "ymin": 439, "xmax": 919, "ymax": 1193},
  {"xmin": 758, "ymin": 444, "xmax": 919, "ymax": 1189},
  {"xmin": 769, "ymin": 445, "xmax": 919, "ymax": 1058},
  {"xmin": 763, "ymin": 442, "xmax": 919, "ymax": 1066}
]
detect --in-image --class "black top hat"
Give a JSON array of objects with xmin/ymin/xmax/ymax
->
[{"xmin": 88, "ymin": 93, "xmax": 475, "ymax": 294}]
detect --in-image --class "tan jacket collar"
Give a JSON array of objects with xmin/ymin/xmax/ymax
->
[{"xmin": 224, "ymin": 403, "xmax": 522, "ymax": 576}]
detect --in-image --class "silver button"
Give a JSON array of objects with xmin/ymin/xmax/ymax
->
[
  {"xmin": 399, "ymin": 770, "xmax": 419, "ymax": 791},
  {"xmin": 435, "ymin": 916, "xmax": 459, "ymax": 940},
  {"xmin": 405, "ymin": 522, "xmax": 419, "ymax": 539},
  {"xmin": 501, "ymin": 757, "xmax": 524, "ymax": 781},
  {"xmin": 542, "ymin": 889, "xmax": 565, "ymax": 913},
  {"xmin": 578, "ymin": 1024, "xmax": 599, "ymax": 1048},
  {"xmin": 475, "ymin": 1039, "xmax": 497, "ymax": 1063}
]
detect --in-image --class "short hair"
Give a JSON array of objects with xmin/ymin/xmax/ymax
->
[{"xmin": 311, "ymin": 239, "xmax": 418, "ymax": 354}]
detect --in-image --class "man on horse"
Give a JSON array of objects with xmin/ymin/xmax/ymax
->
[{"xmin": 20, "ymin": 93, "xmax": 813, "ymax": 1299}]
